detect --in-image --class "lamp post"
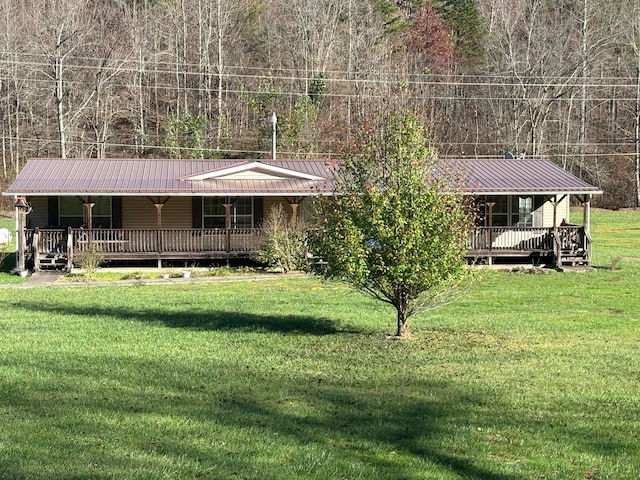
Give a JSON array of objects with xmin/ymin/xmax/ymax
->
[
  {"xmin": 269, "ymin": 112, "xmax": 277, "ymax": 160},
  {"xmin": 13, "ymin": 197, "xmax": 31, "ymax": 274}
]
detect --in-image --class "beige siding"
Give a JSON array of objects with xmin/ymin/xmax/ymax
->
[
  {"xmin": 263, "ymin": 197, "xmax": 295, "ymax": 220},
  {"xmin": 541, "ymin": 195, "xmax": 570, "ymax": 227},
  {"xmin": 122, "ymin": 197, "xmax": 192, "ymax": 229},
  {"xmin": 558, "ymin": 195, "xmax": 570, "ymax": 223}
]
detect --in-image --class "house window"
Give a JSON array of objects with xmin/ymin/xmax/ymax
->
[
  {"xmin": 482, "ymin": 196, "xmax": 535, "ymax": 227},
  {"xmin": 515, "ymin": 196, "xmax": 533, "ymax": 227},
  {"xmin": 59, "ymin": 197, "xmax": 84, "ymax": 227},
  {"xmin": 59, "ymin": 196, "xmax": 112, "ymax": 228},
  {"xmin": 488, "ymin": 197, "xmax": 509, "ymax": 226},
  {"xmin": 203, "ymin": 197, "xmax": 253, "ymax": 228}
]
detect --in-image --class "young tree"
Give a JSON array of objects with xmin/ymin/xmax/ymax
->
[{"xmin": 311, "ymin": 110, "xmax": 472, "ymax": 338}]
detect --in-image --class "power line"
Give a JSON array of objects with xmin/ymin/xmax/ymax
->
[{"xmin": 3, "ymin": 53, "xmax": 640, "ymax": 89}]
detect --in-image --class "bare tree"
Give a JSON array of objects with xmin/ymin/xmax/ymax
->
[
  {"xmin": 619, "ymin": 0, "xmax": 640, "ymax": 206},
  {"xmin": 27, "ymin": 0, "xmax": 105, "ymax": 158}
]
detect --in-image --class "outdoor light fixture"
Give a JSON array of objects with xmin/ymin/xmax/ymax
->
[
  {"xmin": 269, "ymin": 111, "xmax": 277, "ymax": 160},
  {"xmin": 13, "ymin": 198, "xmax": 29, "ymax": 211}
]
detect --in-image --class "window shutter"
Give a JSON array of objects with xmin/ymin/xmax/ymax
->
[
  {"xmin": 192, "ymin": 197, "xmax": 203, "ymax": 228},
  {"xmin": 48, "ymin": 197, "xmax": 59, "ymax": 227},
  {"xmin": 112, "ymin": 197, "xmax": 123, "ymax": 228},
  {"xmin": 253, "ymin": 197, "xmax": 263, "ymax": 227}
]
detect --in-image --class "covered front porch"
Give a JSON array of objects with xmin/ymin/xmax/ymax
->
[
  {"xmin": 467, "ymin": 224, "xmax": 590, "ymax": 267},
  {"xmin": 22, "ymin": 223, "xmax": 591, "ymax": 271},
  {"xmin": 25, "ymin": 227, "xmax": 265, "ymax": 270}
]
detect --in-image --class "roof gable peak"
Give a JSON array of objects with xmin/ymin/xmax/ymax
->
[{"xmin": 183, "ymin": 161, "xmax": 325, "ymax": 181}]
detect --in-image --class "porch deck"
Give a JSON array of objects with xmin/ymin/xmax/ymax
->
[{"xmin": 24, "ymin": 225, "xmax": 590, "ymax": 270}]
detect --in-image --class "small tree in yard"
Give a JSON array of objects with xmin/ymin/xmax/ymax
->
[{"xmin": 311, "ymin": 111, "xmax": 473, "ymax": 338}]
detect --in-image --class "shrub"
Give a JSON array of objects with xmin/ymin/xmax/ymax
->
[
  {"xmin": 74, "ymin": 243, "xmax": 104, "ymax": 278},
  {"xmin": 256, "ymin": 204, "xmax": 308, "ymax": 273}
]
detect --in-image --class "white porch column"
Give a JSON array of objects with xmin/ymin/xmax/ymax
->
[{"xmin": 583, "ymin": 196, "xmax": 591, "ymax": 235}]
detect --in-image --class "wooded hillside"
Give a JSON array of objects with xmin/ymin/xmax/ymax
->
[{"xmin": 1, "ymin": 0, "xmax": 639, "ymax": 207}]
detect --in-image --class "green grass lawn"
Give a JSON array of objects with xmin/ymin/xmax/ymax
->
[{"xmin": 0, "ymin": 210, "xmax": 638, "ymax": 479}]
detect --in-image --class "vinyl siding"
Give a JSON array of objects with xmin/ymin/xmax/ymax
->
[
  {"xmin": 26, "ymin": 196, "xmax": 49, "ymax": 228},
  {"xmin": 541, "ymin": 195, "xmax": 570, "ymax": 227},
  {"xmin": 122, "ymin": 197, "xmax": 192, "ymax": 229},
  {"xmin": 263, "ymin": 197, "xmax": 295, "ymax": 221}
]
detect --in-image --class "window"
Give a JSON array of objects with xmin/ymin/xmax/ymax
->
[
  {"xmin": 516, "ymin": 196, "xmax": 533, "ymax": 227},
  {"xmin": 92, "ymin": 197, "xmax": 112, "ymax": 228},
  {"xmin": 59, "ymin": 197, "xmax": 84, "ymax": 227},
  {"xmin": 59, "ymin": 196, "xmax": 112, "ymax": 228},
  {"xmin": 488, "ymin": 197, "xmax": 509, "ymax": 226},
  {"xmin": 482, "ymin": 196, "xmax": 535, "ymax": 227},
  {"xmin": 203, "ymin": 197, "xmax": 253, "ymax": 228}
]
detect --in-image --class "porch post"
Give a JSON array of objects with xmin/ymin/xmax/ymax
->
[
  {"xmin": 83, "ymin": 200, "xmax": 95, "ymax": 229},
  {"xmin": 486, "ymin": 202, "xmax": 495, "ymax": 265},
  {"xmin": 155, "ymin": 203, "xmax": 164, "ymax": 227},
  {"xmin": 16, "ymin": 205, "xmax": 25, "ymax": 272},
  {"xmin": 155, "ymin": 203, "xmax": 164, "ymax": 268},
  {"xmin": 551, "ymin": 196, "xmax": 561, "ymax": 269},
  {"xmin": 33, "ymin": 228, "xmax": 40, "ymax": 272},
  {"xmin": 290, "ymin": 203, "xmax": 299, "ymax": 224},
  {"xmin": 13, "ymin": 197, "xmax": 31, "ymax": 273},
  {"xmin": 551, "ymin": 198, "xmax": 559, "ymax": 233},
  {"xmin": 66, "ymin": 226, "xmax": 74, "ymax": 272},
  {"xmin": 582, "ymin": 195, "xmax": 591, "ymax": 235}
]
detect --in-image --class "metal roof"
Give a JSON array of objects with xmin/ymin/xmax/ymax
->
[
  {"xmin": 3, "ymin": 157, "xmax": 602, "ymax": 197},
  {"xmin": 3, "ymin": 158, "xmax": 336, "ymax": 196},
  {"xmin": 437, "ymin": 158, "xmax": 602, "ymax": 196}
]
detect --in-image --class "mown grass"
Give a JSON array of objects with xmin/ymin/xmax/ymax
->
[{"xmin": 0, "ymin": 210, "xmax": 638, "ymax": 479}]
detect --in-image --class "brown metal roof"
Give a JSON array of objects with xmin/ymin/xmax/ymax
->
[
  {"xmin": 3, "ymin": 158, "xmax": 337, "ymax": 196},
  {"xmin": 3, "ymin": 157, "xmax": 601, "ymax": 197},
  {"xmin": 437, "ymin": 158, "xmax": 602, "ymax": 195}
]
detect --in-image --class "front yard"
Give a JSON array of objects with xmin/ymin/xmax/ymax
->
[{"xmin": 0, "ymin": 210, "xmax": 638, "ymax": 479}]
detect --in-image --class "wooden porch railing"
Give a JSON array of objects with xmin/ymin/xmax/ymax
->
[
  {"xmin": 28, "ymin": 227, "xmax": 265, "ymax": 270},
  {"xmin": 467, "ymin": 227, "xmax": 554, "ymax": 251},
  {"xmin": 70, "ymin": 228, "xmax": 264, "ymax": 254},
  {"xmin": 24, "ymin": 225, "xmax": 589, "ymax": 270}
]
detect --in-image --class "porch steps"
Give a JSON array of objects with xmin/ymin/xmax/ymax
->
[
  {"xmin": 37, "ymin": 253, "xmax": 68, "ymax": 271},
  {"xmin": 559, "ymin": 250, "xmax": 590, "ymax": 267},
  {"xmin": 557, "ymin": 264, "xmax": 595, "ymax": 272}
]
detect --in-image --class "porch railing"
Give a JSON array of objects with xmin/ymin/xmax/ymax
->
[
  {"xmin": 28, "ymin": 227, "xmax": 264, "ymax": 269},
  {"xmin": 467, "ymin": 227, "xmax": 554, "ymax": 251},
  {"xmin": 70, "ymin": 228, "xmax": 264, "ymax": 254},
  {"xmin": 25, "ymin": 225, "xmax": 588, "ymax": 269}
]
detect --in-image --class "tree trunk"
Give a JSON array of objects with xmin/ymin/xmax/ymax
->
[
  {"xmin": 54, "ymin": 53, "xmax": 67, "ymax": 159},
  {"xmin": 395, "ymin": 302, "xmax": 409, "ymax": 338},
  {"xmin": 636, "ymin": 54, "xmax": 640, "ymax": 207}
]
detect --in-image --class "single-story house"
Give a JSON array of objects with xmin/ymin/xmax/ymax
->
[{"xmin": 3, "ymin": 157, "xmax": 601, "ymax": 271}]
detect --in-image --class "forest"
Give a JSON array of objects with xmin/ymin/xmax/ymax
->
[{"xmin": 1, "ymin": 0, "xmax": 639, "ymax": 208}]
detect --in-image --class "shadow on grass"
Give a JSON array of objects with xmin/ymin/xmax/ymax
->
[
  {"xmin": 0, "ymin": 251, "xmax": 16, "ymax": 272},
  {"xmin": 1, "ymin": 351, "xmax": 519, "ymax": 480},
  {"xmin": 6, "ymin": 297, "xmax": 363, "ymax": 336}
]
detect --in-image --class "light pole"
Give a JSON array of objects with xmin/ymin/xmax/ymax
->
[{"xmin": 269, "ymin": 112, "xmax": 277, "ymax": 160}]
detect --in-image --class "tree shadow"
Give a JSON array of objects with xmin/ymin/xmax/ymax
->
[
  {"xmin": 7, "ymin": 297, "xmax": 363, "ymax": 336},
  {"xmin": 1, "ymin": 352, "xmax": 520, "ymax": 480}
]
